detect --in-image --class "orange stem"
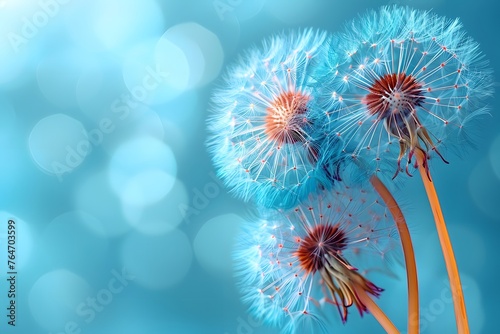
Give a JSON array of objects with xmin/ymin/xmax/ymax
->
[
  {"xmin": 415, "ymin": 150, "xmax": 469, "ymax": 334},
  {"xmin": 355, "ymin": 285, "xmax": 400, "ymax": 334},
  {"xmin": 370, "ymin": 175, "xmax": 419, "ymax": 334}
]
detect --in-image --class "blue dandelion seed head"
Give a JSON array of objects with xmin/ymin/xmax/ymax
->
[
  {"xmin": 233, "ymin": 183, "xmax": 401, "ymax": 333},
  {"xmin": 207, "ymin": 29, "xmax": 341, "ymax": 209},
  {"xmin": 313, "ymin": 5, "xmax": 494, "ymax": 178}
]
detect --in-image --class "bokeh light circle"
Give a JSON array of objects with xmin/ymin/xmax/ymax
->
[
  {"xmin": 29, "ymin": 270, "xmax": 91, "ymax": 331},
  {"xmin": 122, "ymin": 178, "xmax": 189, "ymax": 235},
  {"xmin": 29, "ymin": 114, "xmax": 89, "ymax": 176},
  {"xmin": 124, "ymin": 38, "xmax": 190, "ymax": 104},
  {"xmin": 156, "ymin": 22, "xmax": 224, "ymax": 88},
  {"xmin": 193, "ymin": 214, "xmax": 245, "ymax": 277},
  {"xmin": 108, "ymin": 136, "xmax": 177, "ymax": 206},
  {"xmin": 120, "ymin": 229, "xmax": 192, "ymax": 290}
]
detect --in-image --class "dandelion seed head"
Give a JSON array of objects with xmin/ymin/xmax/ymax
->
[
  {"xmin": 207, "ymin": 29, "xmax": 335, "ymax": 209},
  {"xmin": 314, "ymin": 6, "xmax": 493, "ymax": 178},
  {"xmin": 234, "ymin": 184, "xmax": 400, "ymax": 332}
]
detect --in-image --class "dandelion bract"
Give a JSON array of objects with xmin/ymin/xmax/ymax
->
[
  {"xmin": 234, "ymin": 184, "xmax": 400, "ymax": 333},
  {"xmin": 207, "ymin": 29, "xmax": 336, "ymax": 209}
]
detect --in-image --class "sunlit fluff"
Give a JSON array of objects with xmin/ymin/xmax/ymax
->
[
  {"xmin": 234, "ymin": 185, "xmax": 400, "ymax": 333},
  {"xmin": 315, "ymin": 6, "xmax": 493, "ymax": 178},
  {"xmin": 207, "ymin": 29, "xmax": 333, "ymax": 209}
]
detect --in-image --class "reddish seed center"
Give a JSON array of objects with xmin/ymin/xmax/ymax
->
[
  {"xmin": 364, "ymin": 73, "xmax": 424, "ymax": 117},
  {"xmin": 296, "ymin": 224, "xmax": 347, "ymax": 273},
  {"xmin": 265, "ymin": 91, "xmax": 310, "ymax": 145}
]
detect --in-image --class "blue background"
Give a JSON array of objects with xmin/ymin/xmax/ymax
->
[{"xmin": 0, "ymin": 0, "xmax": 498, "ymax": 333}]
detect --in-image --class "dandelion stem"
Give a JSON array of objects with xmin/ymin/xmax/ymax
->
[
  {"xmin": 355, "ymin": 285, "xmax": 400, "ymax": 334},
  {"xmin": 369, "ymin": 175, "xmax": 419, "ymax": 334},
  {"xmin": 416, "ymin": 150, "xmax": 469, "ymax": 334}
]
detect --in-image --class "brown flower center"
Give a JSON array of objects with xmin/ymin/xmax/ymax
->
[
  {"xmin": 294, "ymin": 223, "xmax": 383, "ymax": 323},
  {"xmin": 363, "ymin": 73, "xmax": 450, "ymax": 177},
  {"xmin": 265, "ymin": 91, "xmax": 310, "ymax": 145},
  {"xmin": 364, "ymin": 73, "xmax": 424, "ymax": 118},
  {"xmin": 296, "ymin": 224, "xmax": 347, "ymax": 273}
]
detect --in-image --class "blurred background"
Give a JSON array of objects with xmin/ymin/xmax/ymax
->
[{"xmin": 0, "ymin": 0, "xmax": 498, "ymax": 333}]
